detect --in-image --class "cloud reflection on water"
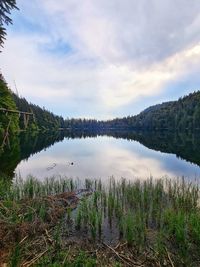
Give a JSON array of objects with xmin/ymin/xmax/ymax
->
[{"xmin": 15, "ymin": 136, "xmax": 200, "ymax": 182}]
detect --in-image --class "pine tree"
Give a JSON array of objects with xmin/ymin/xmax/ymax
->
[{"xmin": 0, "ymin": 0, "xmax": 18, "ymax": 49}]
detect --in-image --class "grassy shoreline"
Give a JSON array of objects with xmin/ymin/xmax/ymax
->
[{"xmin": 0, "ymin": 176, "xmax": 200, "ymax": 266}]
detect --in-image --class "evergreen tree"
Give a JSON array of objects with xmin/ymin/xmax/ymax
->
[
  {"xmin": 0, "ymin": 75, "xmax": 19, "ymax": 135},
  {"xmin": 0, "ymin": 0, "xmax": 18, "ymax": 48}
]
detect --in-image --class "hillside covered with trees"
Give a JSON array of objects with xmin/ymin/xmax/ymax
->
[
  {"xmin": 103, "ymin": 91, "xmax": 200, "ymax": 131},
  {"xmin": 3, "ymin": 89, "xmax": 200, "ymax": 133},
  {"xmin": 13, "ymin": 93, "xmax": 65, "ymax": 131},
  {"xmin": 61, "ymin": 91, "xmax": 200, "ymax": 131},
  {"xmin": 1, "ymin": 78, "xmax": 200, "ymax": 134},
  {"xmin": 0, "ymin": 76, "xmax": 19, "ymax": 136}
]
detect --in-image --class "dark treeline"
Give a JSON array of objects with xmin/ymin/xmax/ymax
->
[
  {"xmin": 67, "ymin": 90, "xmax": 200, "ymax": 131},
  {"xmin": 0, "ymin": 77, "xmax": 19, "ymax": 135},
  {"xmin": 13, "ymin": 93, "xmax": 64, "ymax": 131},
  {"xmin": 103, "ymin": 91, "xmax": 200, "ymax": 131},
  {"xmin": 62, "ymin": 91, "xmax": 200, "ymax": 131},
  {"xmin": 0, "ymin": 131, "xmax": 65, "ymax": 177},
  {"xmin": 13, "ymin": 93, "xmax": 103, "ymax": 131},
  {"xmin": 2, "ymin": 72, "xmax": 200, "ymax": 135},
  {"xmin": 12, "ymin": 90, "xmax": 200, "ymax": 132}
]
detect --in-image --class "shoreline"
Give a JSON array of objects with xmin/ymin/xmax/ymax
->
[{"xmin": 0, "ymin": 176, "xmax": 199, "ymax": 266}]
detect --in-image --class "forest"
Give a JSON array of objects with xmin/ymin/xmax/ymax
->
[
  {"xmin": 1, "ymin": 74, "xmax": 200, "ymax": 135},
  {"xmin": 109, "ymin": 92, "xmax": 200, "ymax": 131},
  {"xmin": 0, "ymin": 76, "xmax": 19, "ymax": 135},
  {"xmin": 12, "ymin": 88, "xmax": 200, "ymax": 132}
]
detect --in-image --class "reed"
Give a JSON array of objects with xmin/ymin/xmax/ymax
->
[{"xmin": 0, "ymin": 175, "xmax": 200, "ymax": 266}]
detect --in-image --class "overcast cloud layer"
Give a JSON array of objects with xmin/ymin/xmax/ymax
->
[{"xmin": 1, "ymin": 0, "xmax": 200, "ymax": 119}]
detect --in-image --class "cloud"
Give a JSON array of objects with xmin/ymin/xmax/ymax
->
[
  {"xmin": 1, "ymin": 0, "xmax": 200, "ymax": 118},
  {"xmin": 100, "ymin": 42, "xmax": 200, "ymax": 108},
  {"xmin": 39, "ymin": 0, "xmax": 200, "ymax": 65}
]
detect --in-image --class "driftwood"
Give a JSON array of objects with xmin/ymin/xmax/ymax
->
[
  {"xmin": 0, "ymin": 108, "xmax": 35, "ymax": 148},
  {"xmin": 0, "ymin": 108, "xmax": 33, "ymax": 116}
]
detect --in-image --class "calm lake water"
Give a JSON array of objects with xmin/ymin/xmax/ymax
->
[{"xmin": 11, "ymin": 131, "xmax": 200, "ymax": 182}]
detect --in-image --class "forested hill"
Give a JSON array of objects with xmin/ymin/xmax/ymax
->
[
  {"xmin": 12, "ymin": 93, "xmax": 65, "ymax": 131},
  {"xmin": 11, "ymin": 90, "xmax": 200, "ymax": 131},
  {"xmin": 0, "ymin": 76, "xmax": 19, "ymax": 135},
  {"xmin": 105, "ymin": 91, "xmax": 200, "ymax": 131},
  {"xmin": 1, "ymin": 73, "xmax": 200, "ymax": 133}
]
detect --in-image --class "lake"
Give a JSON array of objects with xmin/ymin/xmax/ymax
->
[{"xmin": 2, "ymin": 130, "xmax": 198, "ymax": 182}]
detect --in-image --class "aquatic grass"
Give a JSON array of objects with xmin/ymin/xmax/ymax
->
[
  {"xmin": 154, "ymin": 229, "xmax": 166, "ymax": 259},
  {"xmin": 38, "ymin": 203, "xmax": 47, "ymax": 221},
  {"xmin": 75, "ymin": 207, "xmax": 82, "ymax": 230},
  {"xmin": 54, "ymin": 223, "xmax": 62, "ymax": 251},
  {"xmin": 107, "ymin": 192, "xmax": 115, "ymax": 226},
  {"xmin": 5, "ymin": 175, "xmax": 81, "ymax": 201},
  {"xmin": 85, "ymin": 178, "xmax": 93, "ymax": 190},
  {"xmin": 189, "ymin": 212, "xmax": 200, "ymax": 246},
  {"xmin": 9, "ymin": 242, "xmax": 21, "ymax": 267},
  {"xmin": 124, "ymin": 211, "xmax": 134, "ymax": 246},
  {"xmin": 1, "ymin": 175, "xmax": 200, "ymax": 266},
  {"xmin": 97, "ymin": 210, "xmax": 102, "ymax": 238},
  {"xmin": 89, "ymin": 208, "xmax": 97, "ymax": 240},
  {"xmin": 66, "ymin": 207, "xmax": 72, "ymax": 221}
]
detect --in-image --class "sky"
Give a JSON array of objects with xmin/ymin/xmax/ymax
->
[{"xmin": 1, "ymin": 0, "xmax": 200, "ymax": 120}]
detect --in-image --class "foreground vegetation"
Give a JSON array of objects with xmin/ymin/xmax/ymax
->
[{"xmin": 0, "ymin": 176, "xmax": 200, "ymax": 266}]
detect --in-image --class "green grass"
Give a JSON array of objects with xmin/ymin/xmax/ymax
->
[
  {"xmin": 0, "ymin": 175, "xmax": 200, "ymax": 266},
  {"xmin": 73, "ymin": 177, "xmax": 200, "ymax": 265}
]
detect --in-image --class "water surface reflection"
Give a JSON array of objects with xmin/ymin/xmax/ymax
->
[{"xmin": 12, "ymin": 131, "xmax": 200, "ymax": 182}]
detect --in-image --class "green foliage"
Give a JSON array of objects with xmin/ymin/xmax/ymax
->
[
  {"xmin": 12, "ymin": 93, "xmax": 64, "ymax": 131},
  {"xmin": 9, "ymin": 242, "xmax": 21, "ymax": 267},
  {"xmin": 5, "ymin": 82, "xmax": 200, "ymax": 134},
  {"xmin": 0, "ymin": 77, "xmax": 19, "ymax": 135},
  {"xmin": 104, "ymin": 91, "xmax": 200, "ymax": 131},
  {"xmin": 0, "ymin": 176, "xmax": 200, "ymax": 266},
  {"xmin": 0, "ymin": 0, "xmax": 18, "ymax": 49},
  {"xmin": 37, "ymin": 250, "xmax": 96, "ymax": 267},
  {"xmin": 124, "ymin": 212, "xmax": 134, "ymax": 246}
]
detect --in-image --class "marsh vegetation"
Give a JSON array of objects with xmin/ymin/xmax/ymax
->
[{"xmin": 0, "ymin": 176, "xmax": 200, "ymax": 266}]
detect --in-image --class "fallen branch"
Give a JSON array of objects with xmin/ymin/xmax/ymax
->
[
  {"xmin": 165, "ymin": 247, "xmax": 175, "ymax": 267},
  {"xmin": 19, "ymin": 235, "xmax": 28, "ymax": 245},
  {"xmin": 22, "ymin": 248, "xmax": 48, "ymax": 267},
  {"xmin": 62, "ymin": 245, "xmax": 71, "ymax": 265},
  {"xmin": 45, "ymin": 229, "xmax": 53, "ymax": 244},
  {"xmin": 103, "ymin": 242, "xmax": 143, "ymax": 266}
]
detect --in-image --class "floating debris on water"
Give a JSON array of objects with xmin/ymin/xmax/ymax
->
[
  {"xmin": 66, "ymin": 162, "xmax": 74, "ymax": 166},
  {"xmin": 46, "ymin": 163, "xmax": 56, "ymax": 171}
]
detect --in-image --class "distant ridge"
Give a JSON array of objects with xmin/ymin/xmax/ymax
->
[
  {"xmin": 106, "ymin": 91, "xmax": 200, "ymax": 131},
  {"xmin": 1, "ymin": 74, "xmax": 199, "ymax": 133}
]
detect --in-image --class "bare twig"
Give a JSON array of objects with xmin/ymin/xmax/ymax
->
[
  {"xmin": 114, "ymin": 241, "xmax": 127, "ymax": 250},
  {"xmin": 103, "ymin": 242, "xmax": 143, "ymax": 266},
  {"xmin": 22, "ymin": 248, "xmax": 48, "ymax": 267},
  {"xmin": 45, "ymin": 229, "xmax": 53, "ymax": 244},
  {"xmin": 165, "ymin": 247, "xmax": 175, "ymax": 267},
  {"xmin": 62, "ymin": 245, "xmax": 71, "ymax": 265},
  {"xmin": 19, "ymin": 235, "xmax": 28, "ymax": 245}
]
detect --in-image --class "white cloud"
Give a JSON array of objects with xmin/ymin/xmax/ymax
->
[{"xmin": 1, "ymin": 0, "xmax": 200, "ymax": 118}]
